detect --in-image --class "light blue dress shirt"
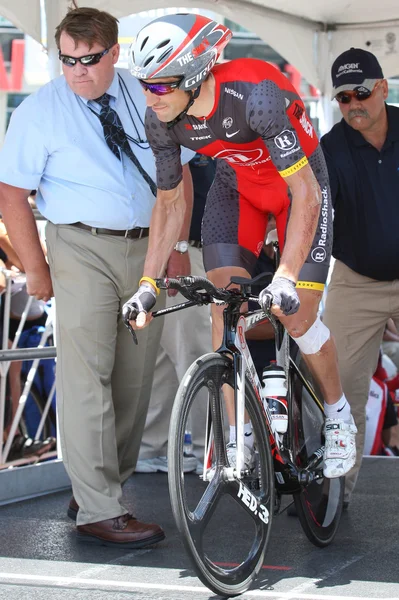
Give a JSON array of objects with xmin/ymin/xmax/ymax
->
[{"xmin": 0, "ymin": 68, "xmax": 194, "ymax": 229}]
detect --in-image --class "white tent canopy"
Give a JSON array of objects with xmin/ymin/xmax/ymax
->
[{"xmin": 0, "ymin": 0, "xmax": 398, "ymax": 94}]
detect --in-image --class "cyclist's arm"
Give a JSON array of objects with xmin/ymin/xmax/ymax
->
[
  {"xmin": 142, "ymin": 108, "xmax": 187, "ymax": 280},
  {"xmin": 143, "ymin": 183, "xmax": 187, "ymax": 279},
  {"xmin": 276, "ymin": 165, "xmax": 321, "ymax": 282},
  {"xmin": 247, "ymin": 80, "xmax": 321, "ymax": 283}
]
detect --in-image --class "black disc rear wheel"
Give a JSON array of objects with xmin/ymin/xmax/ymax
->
[{"xmin": 168, "ymin": 353, "xmax": 274, "ymax": 597}]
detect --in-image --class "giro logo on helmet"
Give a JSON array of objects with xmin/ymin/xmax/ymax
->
[{"xmin": 185, "ymin": 53, "xmax": 218, "ymax": 88}]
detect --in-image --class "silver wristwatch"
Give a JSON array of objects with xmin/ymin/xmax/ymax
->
[{"xmin": 174, "ymin": 240, "xmax": 189, "ymax": 254}]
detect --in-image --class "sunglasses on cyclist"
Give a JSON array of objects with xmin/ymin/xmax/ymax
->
[
  {"xmin": 138, "ymin": 79, "xmax": 182, "ymax": 96},
  {"xmin": 58, "ymin": 48, "xmax": 110, "ymax": 67},
  {"xmin": 335, "ymin": 82, "xmax": 381, "ymax": 104}
]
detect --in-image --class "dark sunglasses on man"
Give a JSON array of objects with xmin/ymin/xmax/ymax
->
[
  {"xmin": 58, "ymin": 47, "xmax": 110, "ymax": 67},
  {"xmin": 138, "ymin": 78, "xmax": 182, "ymax": 96},
  {"xmin": 335, "ymin": 81, "xmax": 382, "ymax": 104}
]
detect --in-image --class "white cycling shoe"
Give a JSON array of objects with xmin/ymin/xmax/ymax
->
[
  {"xmin": 226, "ymin": 441, "xmax": 255, "ymax": 471},
  {"xmin": 323, "ymin": 416, "xmax": 357, "ymax": 478}
]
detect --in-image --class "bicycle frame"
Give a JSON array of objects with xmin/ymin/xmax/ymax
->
[
  {"xmin": 149, "ymin": 275, "xmax": 326, "ymax": 489},
  {"xmin": 213, "ymin": 299, "xmax": 325, "ymax": 489}
]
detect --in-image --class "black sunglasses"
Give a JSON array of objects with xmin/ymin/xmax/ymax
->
[
  {"xmin": 334, "ymin": 82, "xmax": 381, "ymax": 105},
  {"xmin": 58, "ymin": 48, "xmax": 110, "ymax": 67}
]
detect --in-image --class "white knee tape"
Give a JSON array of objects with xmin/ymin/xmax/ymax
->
[{"xmin": 294, "ymin": 316, "xmax": 330, "ymax": 355}]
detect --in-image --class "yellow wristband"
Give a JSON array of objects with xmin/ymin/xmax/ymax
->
[{"xmin": 139, "ymin": 276, "xmax": 160, "ymax": 296}]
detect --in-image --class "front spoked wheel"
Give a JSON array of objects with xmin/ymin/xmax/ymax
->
[
  {"xmin": 168, "ymin": 353, "xmax": 274, "ymax": 597},
  {"xmin": 290, "ymin": 354, "xmax": 344, "ymax": 547}
]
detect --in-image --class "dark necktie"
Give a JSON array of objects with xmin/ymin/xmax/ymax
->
[{"xmin": 94, "ymin": 93, "xmax": 156, "ymax": 196}]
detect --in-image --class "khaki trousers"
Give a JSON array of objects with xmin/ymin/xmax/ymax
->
[
  {"xmin": 139, "ymin": 247, "xmax": 212, "ymax": 461},
  {"xmin": 323, "ymin": 260, "xmax": 399, "ymax": 502},
  {"xmin": 46, "ymin": 223, "xmax": 165, "ymax": 525}
]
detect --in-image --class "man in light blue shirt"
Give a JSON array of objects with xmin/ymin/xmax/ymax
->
[{"xmin": 0, "ymin": 6, "xmax": 194, "ymax": 548}]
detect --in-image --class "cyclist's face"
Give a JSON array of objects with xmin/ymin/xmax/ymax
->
[
  {"xmin": 141, "ymin": 77, "xmax": 190, "ymax": 122},
  {"xmin": 338, "ymin": 79, "xmax": 388, "ymax": 133}
]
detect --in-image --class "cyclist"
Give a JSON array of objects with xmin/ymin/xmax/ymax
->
[{"xmin": 124, "ymin": 13, "xmax": 357, "ymax": 478}]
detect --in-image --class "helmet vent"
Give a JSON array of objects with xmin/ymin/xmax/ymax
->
[
  {"xmin": 144, "ymin": 56, "xmax": 155, "ymax": 67},
  {"xmin": 157, "ymin": 39, "xmax": 171, "ymax": 49},
  {"xmin": 157, "ymin": 47, "xmax": 173, "ymax": 63},
  {"xmin": 140, "ymin": 36, "xmax": 149, "ymax": 51}
]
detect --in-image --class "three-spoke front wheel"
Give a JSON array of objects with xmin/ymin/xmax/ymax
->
[{"xmin": 168, "ymin": 353, "xmax": 274, "ymax": 597}]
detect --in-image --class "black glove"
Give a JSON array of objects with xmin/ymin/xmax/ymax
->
[
  {"xmin": 122, "ymin": 283, "xmax": 157, "ymax": 323},
  {"xmin": 259, "ymin": 276, "xmax": 300, "ymax": 316}
]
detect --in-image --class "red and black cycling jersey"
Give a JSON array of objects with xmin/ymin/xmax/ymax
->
[
  {"xmin": 146, "ymin": 58, "xmax": 332, "ymax": 284},
  {"xmin": 145, "ymin": 58, "xmax": 320, "ymax": 190}
]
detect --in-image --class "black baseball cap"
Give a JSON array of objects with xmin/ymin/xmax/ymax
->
[{"xmin": 331, "ymin": 47, "xmax": 384, "ymax": 99}]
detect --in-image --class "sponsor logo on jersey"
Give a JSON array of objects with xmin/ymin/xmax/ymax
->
[
  {"xmin": 280, "ymin": 147, "xmax": 300, "ymax": 158},
  {"xmin": 192, "ymin": 123, "xmax": 208, "ymax": 130},
  {"xmin": 299, "ymin": 112, "xmax": 313, "ymax": 138},
  {"xmin": 185, "ymin": 53, "xmax": 217, "ymax": 88},
  {"xmin": 311, "ymin": 247, "xmax": 327, "ymax": 263},
  {"xmin": 274, "ymin": 130, "xmax": 297, "ymax": 151},
  {"xmin": 213, "ymin": 148, "xmax": 272, "ymax": 167},
  {"xmin": 293, "ymin": 102, "xmax": 304, "ymax": 120},
  {"xmin": 224, "ymin": 87, "xmax": 244, "ymax": 100},
  {"xmin": 190, "ymin": 135, "xmax": 212, "ymax": 141},
  {"xmin": 317, "ymin": 186, "xmax": 329, "ymax": 247},
  {"xmin": 184, "ymin": 124, "xmax": 193, "ymax": 130},
  {"xmin": 222, "ymin": 117, "xmax": 233, "ymax": 129},
  {"xmin": 226, "ymin": 130, "xmax": 240, "ymax": 138},
  {"xmin": 336, "ymin": 62, "xmax": 362, "ymax": 77}
]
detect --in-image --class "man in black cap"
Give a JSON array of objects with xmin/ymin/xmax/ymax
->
[{"xmin": 321, "ymin": 48, "xmax": 399, "ymax": 508}]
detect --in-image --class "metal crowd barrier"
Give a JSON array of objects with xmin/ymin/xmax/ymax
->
[{"xmin": 0, "ymin": 268, "xmax": 57, "ymax": 467}]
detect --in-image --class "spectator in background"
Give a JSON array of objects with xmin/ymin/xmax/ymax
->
[
  {"xmin": 0, "ymin": 6, "xmax": 194, "ymax": 548},
  {"xmin": 321, "ymin": 47, "xmax": 399, "ymax": 508},
  {"xmin": 136, "ymin": 154, "xmax": 215, "ymax": 474}
]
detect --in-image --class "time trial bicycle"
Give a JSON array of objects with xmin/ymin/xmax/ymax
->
[{"xmin": 146, "ymin": 271, "xmax": 344, "ymax": 597}]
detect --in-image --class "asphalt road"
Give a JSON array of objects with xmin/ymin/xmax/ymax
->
[{"xmin": 0, "ymin": 456, "xmax": 398, "ymax": 600}]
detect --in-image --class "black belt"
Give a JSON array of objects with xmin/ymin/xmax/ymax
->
[
  {"xmin": 70, "ymin": 222, "xmax": 149, "ymax": 239},
  {"xmin": 189, "ymin": 239, "xmax": 202, "ymax": 249}
]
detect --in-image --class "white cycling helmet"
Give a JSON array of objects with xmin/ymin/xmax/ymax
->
[{"xmin": 129, "ymin": 13, "xmax": 232, "ymax": 91}]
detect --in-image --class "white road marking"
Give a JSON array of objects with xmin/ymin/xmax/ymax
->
[{"xmin": 0, "ymin": 571, "xmax": 397, "ymax": 600}]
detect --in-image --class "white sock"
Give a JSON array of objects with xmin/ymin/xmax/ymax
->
[
  {"xmin": 229, "ymin": 426, "xmax": 236, "ymax": 444},
  {"xmin": 324, "ymin": 394, "xmax": 351, "ymax": 422},
  {"xmin": 244, "ymin": 422, "xmax": 254, "ymax": 449},
  {"xmin": 229, "ymin": 423, "xmax": 253, "ymax": 447}
]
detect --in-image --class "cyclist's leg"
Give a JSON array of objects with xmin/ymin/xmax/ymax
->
[{"xmin": 202, "ymin": 167, "xmax": 281, "ymax": 466}]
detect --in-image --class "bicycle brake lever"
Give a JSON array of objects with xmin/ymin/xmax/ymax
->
[
  {"xmin": 259, "ymin": 289, "xmax": 273, "ymax": 311},
  {"xmin": 124, "ymin": 319, "xmax": 138, "ymax": 345},
  {"xmin": 122, "ymin": 305, "xmax": 138, "ymax": 345}
]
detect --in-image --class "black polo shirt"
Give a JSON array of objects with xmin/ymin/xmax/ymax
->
[{"xmin": 321, "ymin": 104, "xmax": 399, "ymax": 281}]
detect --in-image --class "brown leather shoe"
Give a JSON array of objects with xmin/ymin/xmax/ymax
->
[
  {"xmin": 77, "ymin": 513, "xmax": 165, "ymax": 548},
  {"xmin": 67, "ymin": 496, "xmax": 79, "ymax": 521}
]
